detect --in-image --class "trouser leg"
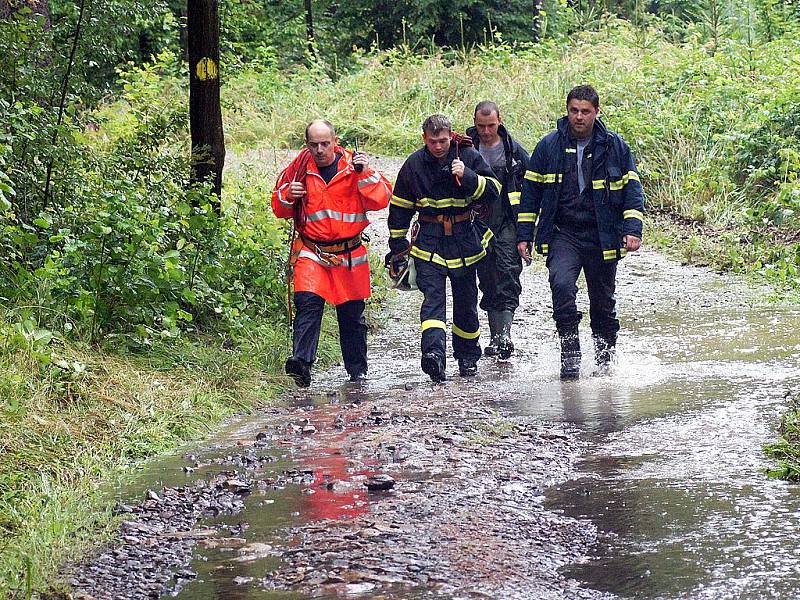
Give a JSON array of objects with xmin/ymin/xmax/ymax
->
[
  {"xmin": 292, "ymin": 291, "xmax": 326, "ymax": 364},
  {"xmin": 415, "ymin": 258, "xmax": 447, "ymax": 364},
  {"xmin": 547, "ymin": 233, "xmax": 584, "ymax": 333},
  {"xmin": 451, "ymin": 265, "xmax": 481, "ymax": 362},
  {"xmin": 336, "ymin": 299, "xmax": 367, "ymax": 376},
  {"xmin": 584, "ymin": 251, "xmax": 620, "ymax": 339},
  {"xmin": 478, "ymin": 220, "xmax": 523, "ymax": 313}
]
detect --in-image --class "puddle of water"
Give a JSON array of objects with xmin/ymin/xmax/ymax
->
[{"xmin": 531, "ymin": 259, "xmax": 800, "ymax": 600}]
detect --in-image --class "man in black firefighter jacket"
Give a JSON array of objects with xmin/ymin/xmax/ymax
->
[
  {"xmin": 467, "ymin": 101, "xmax": 528, "ymax": 360},
  {"xmin": 517, "ymin": 85, "xmax": 644, "ymax": 379},
  {"xmin": 387, "ymin": 114, "xmax": 500, "ymax": 382}
]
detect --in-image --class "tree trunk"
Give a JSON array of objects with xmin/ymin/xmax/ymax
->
[
  {"xmin": 304, "ymin": 0, "xmax": 316, "ymax": 58},
  {"xmin": 187, "ymin": 0, "xmax": 224, "ymax": 204}
]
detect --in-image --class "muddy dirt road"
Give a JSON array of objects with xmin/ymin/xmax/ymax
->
[{"xmin": 65, "ymin": 159, "xmax": 800, "ymax": 599}]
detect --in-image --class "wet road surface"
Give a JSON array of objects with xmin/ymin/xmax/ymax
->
[{"xmin": 65, "ymin": 160, "xmax": 800, "ymax": 599}]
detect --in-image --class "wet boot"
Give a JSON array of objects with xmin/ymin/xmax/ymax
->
[
  {"xmin": 484, "ymin": 311, "xmax": 502, "ymax": 357},
  {"xmin": 558, "ymin": 327, "xmax": 581, "ymax": 380},
  {"xmin": 593, "ymin": 333, "xmax": 616, "ymax": 375},
  {"xmin": 421, "ymin": 352, "xmax": 446, "ymax": 383},
  {"xmin": 496, "ymin": 310, "xmax": 515, "ymax": 360},
  {"xmin": 458, "ymin": 358, "xmax": 478, "ymax": 377},
  {"xmin": 285, "ymin": 357, "xmax": 312, "ymax": 388}
]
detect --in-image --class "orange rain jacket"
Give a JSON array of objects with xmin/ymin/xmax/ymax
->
[{"xmin": 271, "ymin": 147, "xmax": 392, "ymax": 305}]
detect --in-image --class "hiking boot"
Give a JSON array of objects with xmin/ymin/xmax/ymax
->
[
  {"xmin": 496, "ymin": 310, "xmax": 515, "ymax": 360},
  {"xmin": 285, "ymin": 357, "xmax": 312, "ymax": 388},
  {"xmin": 593, "ymin": 333, "xmax": 616, "ymax": 375},
  {"xmin": 349, "ymin": 371, "xmax": 367, "ymax": 382},
  {"xmin": 484, "ymin": 311, "xmax": 501, "ymax": 356},
  {"xmin": 458, "ymin": 359, "xmax": 478, "ymax": 377},
  {"xmin": 421, "ymin": 352, "xmax": 446, "ymax": 383},
  {"xmin": 559, "ymin": 327, "xmax": 581, "ymax": 380}
]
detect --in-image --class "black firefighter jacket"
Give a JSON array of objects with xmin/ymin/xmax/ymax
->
[
  {"xmin": 466, "ymin": 124, "xmax": 528, "ymax": 233},
  {"xmin": 517, "ymin": 116, "xmax": 645, "ymax": 262},
  {"xmin": 388, "ymin": 144, "xmax": 500, "ymax": 270}
]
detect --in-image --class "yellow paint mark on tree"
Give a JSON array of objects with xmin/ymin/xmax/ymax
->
[{"xmin": 196, "ymin": 57, "xmax": 219, "ymax": 81}]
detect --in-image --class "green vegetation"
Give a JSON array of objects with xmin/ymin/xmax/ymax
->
[
  {"xmin": 225, "ymin": 26, "xmax": 800, "ymax": 291},
  {"xmin": 3, "ymin": 0, "xmax": 800, "ymax": 595},
  {"xmin": 765, "ymin": 396, "xmax": 800, "ymax": 481}
]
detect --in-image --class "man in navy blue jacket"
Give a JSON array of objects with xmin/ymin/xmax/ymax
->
[
  {"xmin": 388, "ymin": 114, "xmax": 500, "ymax": 382},
  {"xmin": 517, "ymin": 85, "xmax": 644, "ymax": 379}
]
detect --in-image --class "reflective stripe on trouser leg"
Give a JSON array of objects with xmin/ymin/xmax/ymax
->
[
  {"xmin": 546, "ymin": 233, "xmax": 584, "ymax": 332},
  {"xmin": 336, "ymin": 299, "xmax": 367, "ymax": 376},
  {"xmin": 451, "ymin": 264, "xmax": 481, "ymax": 362},
  {"xmin": 478, "ymin": 218, "xmax": 523, "ymax": 313},
  {"xmin": 414, "ymin": 258, "xmax": 448, "ymax": 364},
  {"xmin": 292, "ymin": 291, "xmax": 326, "ymax": 363}
]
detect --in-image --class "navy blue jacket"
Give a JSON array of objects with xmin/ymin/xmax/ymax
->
[
  {"xmin": 389, "ymin": 144, "xmax": 500, "ymax": 270},
  {"xmin": 517, "ymin": 116, "xmax": 644, "ymax": 262}
]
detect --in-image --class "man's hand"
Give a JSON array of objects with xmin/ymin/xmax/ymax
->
[
  {"xmin": 353, "ymin": 152, "xmax": 369, "ymax": 171},
  {"xmin": 517, "ymin": 241, "xmax": 533, "ymax": 266},
  {"xmin": 623, "ymin": 235, "xmax": 641, "ymax": 252},
  {"xmin": 287, "ymin": 181, "xmax": 306, "ymax": 202},
  {"xmin": 451, "ymin": 159, "xmax": 465, "ymax": 179}
]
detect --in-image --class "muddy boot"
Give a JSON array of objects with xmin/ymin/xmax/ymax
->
[
  {"xmin": 593, "ymin": 333, "xmax": 616, "ymax": 375},
  {"xmin": 484, "ymin": 311, "xmax": 502, "ymax": 357},
  {"xmin": 458, "ymin": 358, "xmax": 478, "ymax": 377},
  {"xmin": 285, "ymin": 357, "xmax": 312, "ymax": 388},
  {"xmin": 496, "ymin": 310, "xmax": 515, "ymax": 360},
  {"xmin": 421, "ymin": 352, "xmax": 446, "ymax": 383},
  {"xmin": 558, "ymin": 327, "xmax": 581, "ymax": 380}
]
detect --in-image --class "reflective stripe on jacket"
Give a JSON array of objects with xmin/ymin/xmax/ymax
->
[{"xmin": 517, "ymin": 117, "xmax": 644, "ymax": 261}]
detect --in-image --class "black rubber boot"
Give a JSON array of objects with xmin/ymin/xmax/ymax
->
[
  {"xmin": 496, "ymin": 310, "xmax": 515, "ymax": 360},
  {"xmin": 558, "ymin": 327, "xmax": 581, "ymax": 380},
  {"xmin": 484, "ymin": 311, "xmax": 501, "ymax": 357},
  {"xmin": 285, "ymin": 357, "xmax": 312, "ymax": 388},
  {"xmin": 458, "ymin": 359, "xmax": 478, "ymax": 377},
  {"xmin": 421, "ymin": 352, "xmax": 446, "ymax": 383},
  {"xmin": 593, "ymin": 333, "xmax": 617, "ymax": 375}
]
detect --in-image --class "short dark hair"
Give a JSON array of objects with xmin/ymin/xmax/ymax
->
[
  {"xmin": 566, "ymin": 85, "xmax": 600, "ymax": 109},
  {"xmin": 474, "ymin": 100, "xmax": 500, "ymax": 119},
  {"xmin": 422, "ymin": 114, "xmax": 452, "ymax": 135},
  {"xmin": 305, "ymin": 119, "xmax": 336, "ymax": 140}
]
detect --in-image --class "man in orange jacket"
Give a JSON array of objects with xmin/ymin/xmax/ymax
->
[{"xmin": 272, "ymin": 120, "xmax": 392, "ymax": 387}]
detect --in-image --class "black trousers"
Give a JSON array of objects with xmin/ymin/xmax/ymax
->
[
  {"xmin": 477, "ymin": 218, "xmax": 523, "ymax": 312},
  {"xmin": 414, "ymin": 258, "xmax": 481, "ymax": 366},
  {"xmin": 292, "ymin": 291, "xmax": 367, "ymax": 376},
  {"xmin": 546, "ymin": 232, "xmax": 620, "ymax": 336}
]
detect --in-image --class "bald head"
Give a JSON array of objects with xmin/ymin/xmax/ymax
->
[
  {"xmin": 305, "ymin": 119, "xmax": 336, "ymax": 140},
  {"xmin": 304, "ymin": 119, "xmax": 338, "ymax": 168}
]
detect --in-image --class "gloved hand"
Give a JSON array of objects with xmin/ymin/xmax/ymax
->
[{"xmin": 384, "ymin": 252, "xmax": 409, "ymax": 279}]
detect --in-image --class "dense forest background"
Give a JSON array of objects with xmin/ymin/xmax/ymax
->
[{"xmin": 1, "ymin": 0, "xmax": 800, "ymax": 594}]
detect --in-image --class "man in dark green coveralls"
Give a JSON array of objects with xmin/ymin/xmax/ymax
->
[{"xmin": 467, "ymin": 101, "xmax": 528, "ymax": 360}]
